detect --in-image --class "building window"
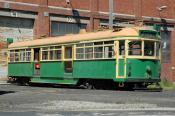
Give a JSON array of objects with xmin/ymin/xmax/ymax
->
[
  {"xmin": 161, "ymin": 31, "xmax": 171, "ymax": 63},
  {"xmin": 51, "ymin": 22, "xmax": 87, "ymax": 36}
]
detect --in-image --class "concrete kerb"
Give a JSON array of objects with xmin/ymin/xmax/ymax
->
[{"xmin": 0, "ymin": 77, "xmax": 8, "ymax": 84}]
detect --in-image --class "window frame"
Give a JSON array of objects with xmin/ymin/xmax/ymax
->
[
  {"xmin": 127, "ymin": 39, "xmax": 161, "ymax": 59},
  {"xmin": 9, "ymin": 48, "xmax": 32, "ymax": 63},
  {"xmin": 75, "ymin": 40, "xmax": 115, "ymax": 60},
  {"xmin": 41, "ymin": 45, "xmax": 62, "ymax": 61}
]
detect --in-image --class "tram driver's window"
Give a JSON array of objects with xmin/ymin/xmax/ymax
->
[
  {"xmin": 119, "ymin": 41, "xmax": 125, "ymax": 55},
  {"xmin": 144, "ymin": 41, "xmax": 154, "ymax": 56},
  {"xmin": 128, "ymin": 41, "xmax": 142, "ymax": 56}
]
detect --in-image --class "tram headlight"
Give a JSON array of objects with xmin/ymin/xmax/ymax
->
[
  {"xmin": 35, "ymin": 63, "xmax": 40, "ymax": 69},
  {"xmin": 146, "ymin": 66, "xmax": 152, "ymax": 78}
]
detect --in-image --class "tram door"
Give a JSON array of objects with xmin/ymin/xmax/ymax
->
[
  {"xmin": 115, "ymin": 41, "xmax": 125, "ymax": 78},
  {"xmin": 33, "ymin": 48, "xmax": 40, "ymax": 76},
  {"xmin": 64, "ymin": 46, "xmax": 73, "ymax": 76}
]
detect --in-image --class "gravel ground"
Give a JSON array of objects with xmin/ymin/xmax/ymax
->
[
  {"xmin": 14, "ymin": 100, "xmax": 158, "ymax": 111},
  {"xmin": 0, "ymin": 84, "xmax": 175, "ymax": 113}
]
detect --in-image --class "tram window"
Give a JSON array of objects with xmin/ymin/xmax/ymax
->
[
  {"xmin": 42, "ymin": 51, "xmax": 48, "ymax": 60},
  {"xmin": 42, "ymin": 47, "xmax": 48, "ymax": 50},
  {"xmin": 64, "ymin": 61, "xmax": 72, "ymax": 73},
  {"xmin": 49, "ymin": 50, "xmax": 54, "ymax": 60},
  {"xmin": 104, "ymin": 41, "xmax": 114, "ymax": 44},
  {"xmin": 49, "ymin": 46, "xmax": 62, "ymax": 60},
  {"xmin": 50, "ymin": 46, "xmax": 54, "ymax": 50},
  {"xmin": 26, "ymin": 50, "xmax": 31, "ymax": 61},
  {"xmin": 42, "ymin": 47, "xmax": 49, "ymax": 60},
  {"xmin": 77, "ymin": 43, "xmax": 84, "ymax": 47},
  {"xmin": 55, "ymin": 50, "xmax": 61, "ymax": 59},
  {"xmin": 55, "ymin": 46, "xmax": 61, "ymax": 49},
  {"xmin": 144, "ymin": 41, "xmax": 154, "ymax": 56},
  {"xmin": 14, "ymin": 50, "xmax": 19, "ymax": 61},
  {"xmin": 85, "ymin": 43, "xmax": 93, "ymax": 46},
  {"xmin": 65, "ymin": 46, "xmax": 72, "ymax": 59},
  {"xmin": 94, "ymin": 46, "xmax": 103, "ymax": 58},
  {"xmin": 76, "ymin": 48, "xmax": 84, "ymax": 59},
  {"xmin": 10, "ymin": 50, "xmax": 15, "ymax": 62},
  {"xmin": 9, "ymin": 49, "xmax": 31, "ymax": 62},
  {"xmin": 19, "ymin": 49, "xmax": 25, "ymax": 61},
  {"xmin": 104, "ymin": 46, "xmax": 114, "ymax": 58},
  {"xmin": 94, "ymin": 42, "xmax": 103, "ymax": 45},
  {"xmin": 128, "ymin": 41, "xmax": 142, "ymax": 56},
  {"xmin": 85, "ymin": 47, "xmax": 93, "ymax": 59},
  {"xmin": 119, "ymin": 41, "xmax": 125, "ymax": 55},
  {"xmin": 76, "ymin": 41, "xmax": 114, "ymax": 60}
]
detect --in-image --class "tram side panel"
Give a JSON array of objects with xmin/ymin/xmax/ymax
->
[
  {"xmin": 39, "ymin": 61, "xmax": 64, "ymax": 78},
  {"xmin": 73, "ymin": 60, "xmax": 116, "ymax": 80},
  {"xmin": 126, "ymin": 59, "xmax": 161, "ymax": 82},
  {"xmin": 8, "ymin": 62, "xmax": 33, "ymax": 77}
]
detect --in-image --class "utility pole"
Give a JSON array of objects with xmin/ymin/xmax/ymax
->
[{"xmin": 109, "ymin": 0, "xmax": 113, "ymax": 30}]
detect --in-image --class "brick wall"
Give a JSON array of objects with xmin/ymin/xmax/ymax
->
[
  {"xmin": 48, "ymin": 0, "xmax": 90, "ymax": 10},
  {"xmin": 141, "ymin": 0, "xmax": 175, "ymax": 19}
]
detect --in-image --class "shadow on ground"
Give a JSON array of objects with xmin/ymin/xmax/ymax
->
[{"xmin": 0, "ymin": 91, "xmax": 15, "ymax": 95}]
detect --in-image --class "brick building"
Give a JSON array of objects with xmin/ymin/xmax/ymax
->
[{"xmin": 0, "ymin": 0, "xmax": 175, "ymax": 82}]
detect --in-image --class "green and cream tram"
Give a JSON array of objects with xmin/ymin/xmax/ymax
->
[{"xmin": 7, "ymin": 27, "xmax": 161, "ymax": 89}]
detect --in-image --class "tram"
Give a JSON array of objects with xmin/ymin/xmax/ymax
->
[{"xmin": 7, "ymin": 27, "xmax": 161, "ymax": 89}]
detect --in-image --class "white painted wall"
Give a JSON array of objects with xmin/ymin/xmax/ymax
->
[{"xmin": 0, "ymin": 17, "xmax": 34, "ymax": 42}]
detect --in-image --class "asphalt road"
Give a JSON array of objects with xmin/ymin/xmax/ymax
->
[{"xmin": 0, "ymin": 84, "xmax": 175, "ymax": 116}]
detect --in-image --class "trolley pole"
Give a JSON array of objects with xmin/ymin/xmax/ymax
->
[{"xmin": 109, "ymin": 0, "xmax": 113, "ymax": 30}]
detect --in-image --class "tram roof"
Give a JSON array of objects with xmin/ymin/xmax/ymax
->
[{"xmin": 8, "ymin": 26, "xmax": 156, "ymax": 49}]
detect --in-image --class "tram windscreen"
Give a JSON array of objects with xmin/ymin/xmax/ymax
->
[
  {"xmin": 144, "ymin": 41, "xmax": 154, "ymax": 56},
  {"xmin": 128, "ymin": 41, "xmax": 142, "ymax": 56},
  {"xmin": 128, "ymin": 40, "xmax": 160, "ymax": 57}
]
